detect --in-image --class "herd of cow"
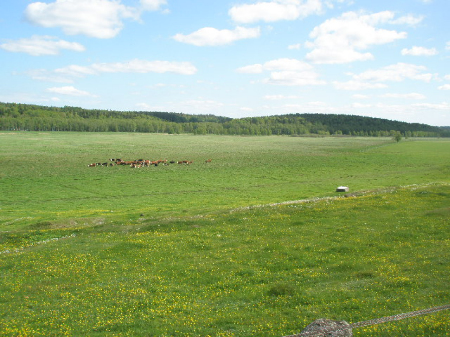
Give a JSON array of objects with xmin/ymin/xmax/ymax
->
[{"xmin": 88, "ymin": 158, "xmax": 212, "ymax": 168}]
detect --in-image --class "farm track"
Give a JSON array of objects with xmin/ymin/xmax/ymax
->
[
  {"xmin": 152, "ymin": 182, "xmax": 449, "ymax": 224},
  {"xmin": 230, "ymin": 182, "xmax": 448, "ymax": 211}
]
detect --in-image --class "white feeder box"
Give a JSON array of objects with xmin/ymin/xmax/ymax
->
[{"xmin": 336, "ymin": 186, "xmax": 349, "ymax": 192}]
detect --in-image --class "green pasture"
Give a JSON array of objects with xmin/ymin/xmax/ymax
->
[
  {"xmin": 0, "ymin": 132, "xmax": 448, "ymax": 227},
  {"xmin": 0, "ymin": 132, "xmax": 449, "ymax": 336}
]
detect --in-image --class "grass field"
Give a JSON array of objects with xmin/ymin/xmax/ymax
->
[{"xmin": 0, "ymin": 132, "xmax": 449, "ymax": 336}]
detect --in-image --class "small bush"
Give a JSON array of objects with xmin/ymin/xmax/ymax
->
[
  {"xmin": 29, "ymin": 221, "xmax": 53, "ymax": 229},
  {"xmin": 268, "ymin": 283, "xmax": 296, "ymax": 297}
]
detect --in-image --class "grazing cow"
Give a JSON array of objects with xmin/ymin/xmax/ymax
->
[
  {"xmin": 205, "ymin": 159, "xmax": 212, "ymax": 163},
  {"xmin": 88, "ymin": 163, "xmax": 96, "ymax": 167}
]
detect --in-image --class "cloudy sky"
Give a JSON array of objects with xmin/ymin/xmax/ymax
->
[{"xmin": 1, "ymin": 0, "xmax": 449, "ymax": 126}]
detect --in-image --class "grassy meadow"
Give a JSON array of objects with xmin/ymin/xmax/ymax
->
[{"xmin": 0, "ymin": 132, "xmax": 449, "ymax": 336}]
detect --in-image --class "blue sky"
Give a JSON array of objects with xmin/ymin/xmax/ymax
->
[{"xmin": 1, "ymin": 0, "xmax": 449, "ymax": 126}]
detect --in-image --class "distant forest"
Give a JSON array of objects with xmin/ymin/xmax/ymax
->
[{"xmin": 0, "ymin": 102, "xmax": 448, "ymax": 137}]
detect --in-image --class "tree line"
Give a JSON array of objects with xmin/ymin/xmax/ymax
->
[{"xmin": 0, "ymin": 102, "xmax": 447, "ymax": 137}]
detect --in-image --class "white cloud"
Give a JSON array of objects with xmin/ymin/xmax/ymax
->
[
  {"xmin": 264, "ymin": 94, "xmax": 298, "ymax": 100},
  {"xmin": 306, "ymin": 101, "xmax": 328, "ymax": 107},
  {"xmin": 263, "ymin": 71, "xmax": 325, "ymax": 86},
  {"xmin": 25, "ymin": 0, "xmax": 139, "ymax": 39},
  {"xmin": 29, "ymin": 59, "xmax": 197, "ymax": 83},
  {"xmin": 288, "ymin": 43, "xmax": 302, "ymax": 50},
  {"xmin": 351, "ymin": 102, "xmax": 371, "ymax": 108},
  {"xmin": 333, "ymin": 80, "xmax": 387, "ymax": 90},
  {"xmin": 239, "ymin": 58, "xmax": 325, "ymax": 86},
  {"xmin": 90, "ymin": 59, "xmax": 197, "ymax": 75},
  {"xmin": 401, "ymin": 46, "xmax": 438, "ymax": 56},
  {"xmin": 140, "ymin": 0, "xmax": 167, "ymax": 11},
  {"xmin": 324, "ymin": 0, "xmax": 353, "ymax": 9},
  {"xmin": 305, "ymin": 11, "xmax": 407, "ymax": 64},
  {"xmin": 412, "ymin": 102, "xmax": 450, "ymax": 111},
  {"xmin": 229, "ymin": 0, "xmax": 323, "ymax": 24},
  {"xmin": 446, "ymin": 42, "xmax": 450, "ymax": 50},
  {"xmin": 173, "ymin": 26, "xmax": 260, "ymax": 46},
  {"xmin": 353, "ymin": 63, "xmax": 433, "ymax": 83},
  {"xmin": 438, "ymin": 84, "xmax": 450, "ymax": 90},
  {"xmin": 263, "ymin": 58, "xmax": 314, "ymax": 71},
  {"xmin": 136, "ymin": 103, "xmax": 152, "ymax": 110},
  {"xmin": 335, "ymin": 63, "xmax": 434, "ymax": 90},
  {"xmin": 390, "ymin": 14, "xmax": 424, "ymax": 26},
  {"xmin": 381, "ymin": 93, "xmax": 426, "ymax": 99},
  {"xmin": 47, "ymin": 86, "xmax": 95, "ymax": 96},
  {"xmin": 352, "ymin": 94, "xmax": 370, "ymax": 99},
  {"xmin": 54, "ymin": 65, "xmax": 97, "ymax": 77},
  {"xmin": 27, "ymin": 68, "xmax": 77, "ymax": 83},
  {"xmin": 236, "ymin": 64, "xmax": 264, "ymax": 74},
  {"xmin": 0, "ymin": 35, "xmax": 85, "ymax": 56}
]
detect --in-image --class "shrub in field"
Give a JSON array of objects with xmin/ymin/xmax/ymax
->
[{"xmin": 267, "ymin": 283, "xmax": 296, "ymax": 297}]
